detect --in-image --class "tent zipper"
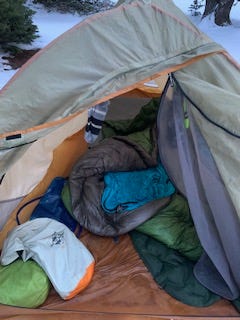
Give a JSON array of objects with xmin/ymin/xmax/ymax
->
[
  {"xmin": 183, "ymin": 101, "xmax": 190, "ymax": 129},
  {"xmin": 171, "ymin": 73, "xmax": 240, "ymax": 139},
  {"xmin": 157, "ymin": 75, "xmax": 183, "ymax": 196}
]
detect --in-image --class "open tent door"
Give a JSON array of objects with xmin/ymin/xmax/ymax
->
[
  {"xmin": 0, "ymin": 93, "xmax": 239, "ymax": 318},
  {"xmin": 158, "ymin": 76, "xmax": 240, "ymax": 300}
]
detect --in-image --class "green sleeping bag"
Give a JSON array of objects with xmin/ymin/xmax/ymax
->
[
  {"xmin": 136, "ymin": 194, "xmax": 203, "ymax": 261},
  {"xmin": 130, "ymin": 230, "xmax": 220, "ymax": 307}
]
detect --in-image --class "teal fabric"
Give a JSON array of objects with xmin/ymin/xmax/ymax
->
[
  {"xmin": 101, "ymin": 162, "xmax": 175, "ymax": 214},
  {"xmin": 130, "ymin": 230, "xmax": 220, "ymax": 307},
  {"xmin": 136, "ymin": 194, "xmax": 203, "ymax": 261},
  {"xmin": 0, "ymin": 259, "xmax": 50, "ymax": 308}
]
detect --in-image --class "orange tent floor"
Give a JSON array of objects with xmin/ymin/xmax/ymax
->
[{"xmin": 0, "ymin": 230, "xmax": 238, "ymax": 320}]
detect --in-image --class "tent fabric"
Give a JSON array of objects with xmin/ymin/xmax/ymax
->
[
  {"xmin": 0, "ymin": 110, "xmax": 88, "ymax": 202},
  {"xmin": 158, "ymin": 81, "xmax": 240, "ymax": 300},
  {"xmin": 0, "ymin": 0, "xmax": 220, "ymax": 134},
  {"xmin": 0, "ymin": 230, "xmax": 238, "ymax": 319},
  {"xmin": 174, "ymin": 54, "xmax": 240, "ymax": 220},
  {"xmin": 0, "ymin": 128, "xmax": 88, "ymax": 251},
  {"xmin": 0, "ymin": 0, "xmax": 224, "ymax": 176}
]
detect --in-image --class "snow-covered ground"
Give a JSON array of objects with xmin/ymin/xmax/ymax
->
[
  {"xmin": 177, "ymin": 0, "xmax": 240, "ymax": 63},
  {"xmin": 0, "ymin": 0, "xmax": 239, "ymax": 89},
  {"xmin": 0, "ymin": 2, "xmax": 85, "ymax": 89}
]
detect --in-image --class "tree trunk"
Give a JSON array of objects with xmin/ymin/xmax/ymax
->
[
  {"xmin": 202, "ymin": 0, "xmax": 234, "ymax": 26},
  {"xmin": 202, "ymin": 0, "xmax": 217, "ymax": 18},
  {"xmin": 215, "ymin": 0, "xmax": 234, "ymax": 25}
]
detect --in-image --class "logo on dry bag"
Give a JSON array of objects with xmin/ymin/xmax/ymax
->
[{"xmin": 51, "ymin": 231, "xmax": 64, "ymax": 246}]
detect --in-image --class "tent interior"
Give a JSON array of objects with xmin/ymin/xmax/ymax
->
[
  {"xmin": 0, "ymin": 0, "xmax": 240, "ymax": 318},
  {"xmin": 0, "ymin": 87, "xmax": 240, "ymax": 319}
]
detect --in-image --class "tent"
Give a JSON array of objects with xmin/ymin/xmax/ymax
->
[{"xmin": 0, "ymin": 0, "xmax": 240, "ymax": 318}]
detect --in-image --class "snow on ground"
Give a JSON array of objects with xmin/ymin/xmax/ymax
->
[
  {"xmin": 182, "ymin": 1, "xmax": 240, "ymax": 64},
  {"xmin": 0, "ymin": 2, "xmax": 85, "ymax": 89}
]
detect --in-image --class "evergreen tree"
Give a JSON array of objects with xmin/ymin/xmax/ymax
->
[
  {"xmin": 33, "ymin": 0, "xmax": 113, "ymax": 15},
  {"xmin": 0, "ymin": 0, "xmax": 38, "ymax": 47}
]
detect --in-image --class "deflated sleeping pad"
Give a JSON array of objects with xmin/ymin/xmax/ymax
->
[
  {"xmin": 130, "ymin": 230, "xmax": 220, "ymax": 307},
  {"xmin": 136, "ymin": 194, "xmax": 203, "ymax": 261},
  {"xmin": 68, "ymin": 98, "xmax": 171, "ymax": 236},
  {"xmin": 101, "ymin": 162, "xmax": 175, "ymax": 214}
]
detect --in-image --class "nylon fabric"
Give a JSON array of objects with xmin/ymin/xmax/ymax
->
[
  {"xmin": 0, "ymin": 230, "xmax": 238, "ymax": 317},
  {"xmin": 130, "ymin": 230, "xmax": 220, "ymax": 307},
  {"xmin": 0, "ymin": 259, "xmax": 50, "ymax": 308},
  {"xmin": 157, "ymin": 82, "xmax": 240, "ymax": 299},
  {"xmin": 101, "ymin": 162, "xmax": 175, "ymax": 213},
  {"xmin": 136, "ymin": 194, "xmax": 203, "ymax": 261},
  {"xmin": 0, "ymin": 0, "xmax": 222, "ymax": 175},
  {"xmin": 30, "ymin": 177, "xmax": 78, "ymax": 233},
  {"xmin": 69, "ymin": 117, "xmax": 171, "ymax": 236},
  {"xmin": 0, "ymin": 218, "xmax": 95, "ymax": 300}
]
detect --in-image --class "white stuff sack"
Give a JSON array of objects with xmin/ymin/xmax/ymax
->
[{"xmin": 0, "ymin": 218, "xmax": 95, "ymax": 300}]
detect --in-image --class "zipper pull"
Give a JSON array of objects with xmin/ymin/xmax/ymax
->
[
  {"xmin": 169, "ymin": 73, "xmax": 174, "ymax": 87},
  {"xmin": 183, "ymin": 101, "xmax": 190, "ymax": 129}
]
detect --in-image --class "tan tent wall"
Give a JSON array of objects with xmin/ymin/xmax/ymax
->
[
  {"xmin": 0, "ymin": 127, "xmax": 88, "ymax": 248},
  {"xmin": 0, "ymin": 110, "xmax": 88, "ymax": 202}
]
